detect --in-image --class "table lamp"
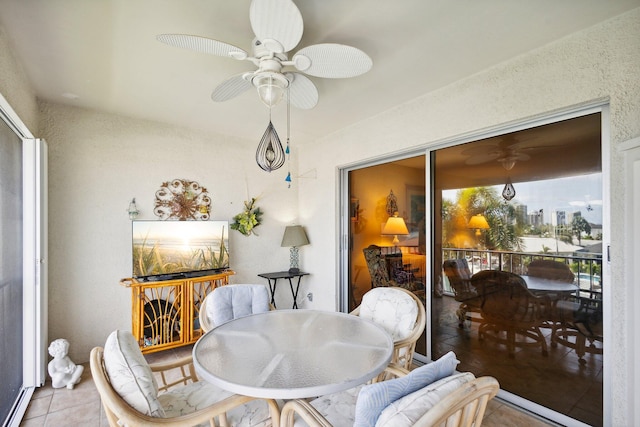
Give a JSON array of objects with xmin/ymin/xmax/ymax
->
[
  {"xmin": 281, "ymin": 225, "xmax": 310, "ymax": 273},
  {"xmin": 468, "ymin": 214, "xmax": 490, "ymax": 236},
  {"xmin": 382, "ymin": 212, "xmax": 409, "ymax": 245}
]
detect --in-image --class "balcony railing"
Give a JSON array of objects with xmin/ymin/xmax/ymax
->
[{"xmin": 442, "ymin": 247, "xmax": 602, "ymax": 296}]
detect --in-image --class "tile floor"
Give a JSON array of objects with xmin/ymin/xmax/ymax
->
[
  {"xmin": 432, "ymin": 295, "xmax": 602, "ymax": 426},
  {"xmin": 19, "ymin": 342, "xmax": 557, "ymax": 427}
]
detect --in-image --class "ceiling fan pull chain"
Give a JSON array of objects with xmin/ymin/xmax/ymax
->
[{"xmin": 285, "ymin": 86, "xmax": 292, "ymax": 188}]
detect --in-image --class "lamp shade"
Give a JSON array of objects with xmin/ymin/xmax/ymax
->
[
  {"xmin": 281, "ymin": 225, "xmax": 310, "ymax": 248},
  {"xmin": 382, "ymin": 212, "xmax": 409, "ymax": 245},
  {"xmin": 467, "ymin": 214, "xmax": 490, "ymax": 230},
  {"xmin": 382, "ymin": 213, "xmax": 409, "ymax": 236}
]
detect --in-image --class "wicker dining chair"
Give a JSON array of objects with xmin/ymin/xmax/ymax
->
[
  {"xmin": 280, "ymin": 351, "xmax": 499, "ymax": 427},
  {"xmin": 199, "ymin": 284, "xmax": 271, "ymax": 333},
  {"xmin": 350, "ymin": 286, "xmax": 426, "ymax": 370},
  {"xmin": 91, "ymin": 329, "xmax": 280, "ymax": 427}
]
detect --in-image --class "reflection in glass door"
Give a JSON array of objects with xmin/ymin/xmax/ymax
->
[
  {"xmin": 430, "ymin": 112, "xmax": 604, "ymax": 426},
  {"xmin": 346, "ymin": 156, "xmax": 427, "ymax": 355}
]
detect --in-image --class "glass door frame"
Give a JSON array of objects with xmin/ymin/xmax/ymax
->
[
  {"xmin": 0, "ymin": 93, "xmax": 47, "ymax": 426},
  {"xmin": 338, "ymin": 101, "xmax": 611, "ymax": 425}
]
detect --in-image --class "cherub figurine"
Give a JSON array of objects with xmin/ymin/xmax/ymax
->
[{"xmin": 47, "ymin": 338, "xmax": 84, "ymax": 389}]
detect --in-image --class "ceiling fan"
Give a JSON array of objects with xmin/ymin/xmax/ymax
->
[
  {"xmin": 156, "ymin": 0, "xmax": 373, "ymax": 109},
  {"xmin": 461, "ymin": 135, "xmax": 555, "ymax": 171}
]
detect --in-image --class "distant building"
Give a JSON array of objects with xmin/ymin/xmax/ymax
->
[
  {"xmin": 552, "ymin": 210, "xmax": 566, "ymax": 226},
  {"xmin": 527, "ymin": 208, "xmax": 544, "ymax": 226}
]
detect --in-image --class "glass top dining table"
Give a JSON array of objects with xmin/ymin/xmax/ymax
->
[{"xmin": 192, "ymin": 309, "xmax": 394, "ymax": 399}]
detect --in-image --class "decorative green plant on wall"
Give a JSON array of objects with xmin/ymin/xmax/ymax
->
[{"xmin": 231, "ymin": 198, "xmax": 263, "ymax": 236}]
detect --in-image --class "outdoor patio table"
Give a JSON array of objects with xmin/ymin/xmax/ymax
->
[
  {"xmin": 521, "ymin": 275, "xmax": 579, "ymax": 295},
  {"xmin": 192, "ymin": 309, "xmax": 394, "ymax": 399}
]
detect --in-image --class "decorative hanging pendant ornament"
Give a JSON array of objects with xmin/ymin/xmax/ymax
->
[
  {"xmin": 256, "ymin": 121, "xmax": 285, "ymax": 172},
  {"xmin": 502, "ymin": 177, "xmax": 516, "ymax": 201}
]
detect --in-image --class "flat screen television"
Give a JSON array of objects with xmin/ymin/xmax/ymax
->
[{"xmin": 132, "ymin": 220, "xmax": 229, "ymax": 281}]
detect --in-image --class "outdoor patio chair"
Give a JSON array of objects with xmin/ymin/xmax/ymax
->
[
  {"xmin": 199, "ymin": 284, "xmax": 271, "ymax": 333},
  {"xmin": 551, "ymin": 290, "xmax": 603, "ymax": 364},
  {"xmin": 351, "ymin": 286, "xmax": 426, "ymax": 370},
  {"xmin": 443, "ymin": 258, "xmax": 483, "ymax": 327},
  {"xmin": 471, "ymin": 270, "xmax": 551, "ymax": 358},
  {"xmin": 526, "ymin": 259, "xmax": 575, "ymax": 282},
  {"xmin": 90, "ymin": 329, "xmax": 279, "ymax": 427}
]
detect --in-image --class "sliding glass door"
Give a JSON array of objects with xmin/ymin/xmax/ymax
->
[
  {"xmin": 430, "ymin": 111, "xmax": 605, "ymax": 426},
  {"xmin": 0, "ymin": 115, "xmax": 24, "ymax": 423},
  {"xmin": 340, "ymin": 106, "xmax": 608, "ymax": 427},
  {"xmin": 0, "ymin": 96, "xmax": 47, "ymax": 426}
]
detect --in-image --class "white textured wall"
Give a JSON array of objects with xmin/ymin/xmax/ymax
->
[
  {"xmin": 298, "ymin": 8, "xmax": 640, "ymax": 425},
  {"xmin": 38, "ymin": 103, "xmax": 297, "ymax": 361},
  {"xmin": 0, "ymin": 25, "xmax": 38, "ymax": 131}
]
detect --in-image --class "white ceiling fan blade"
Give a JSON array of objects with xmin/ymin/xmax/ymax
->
[
  {"xmin": 293, "ymin": 44, "xmax": 372, "ymax": 78},
  {"xmin": 465, "ymin": 153, "xmax": 501, "ymax": 165},
  {"xmin": 211, "ymin": 74, "xmax": 253, "ymax": 102},
  {"xmin": 250, "ymin": 0, "xmax": 303, "ymax": 53},
  {"xmin": 513, "ymin": 153, "xmax": 531, "ymax": 161},
  {"xmin": 285, "ymin": 73, "xmax": 318, "ymax": 109},
  {"xmin": 157, "ymin": 34, "xmax": 247, "ymax": 59},
  {"xmin": 460, "ymin": 143, "xmax": 501, "ymax": 157}
]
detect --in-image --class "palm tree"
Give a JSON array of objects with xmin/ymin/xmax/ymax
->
[
  {"xmin": 444, "ymin": 187, "xmax": 523, "ymax": 251},
  {"xmin": 571, "ymin": 215, "xmax": 591, "ymax": 246}
]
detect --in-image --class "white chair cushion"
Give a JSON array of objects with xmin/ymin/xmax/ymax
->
[
  {"xmin": 208, "ymin": 284, "xmax": 271, "ymax": 326},
  {"xmin": 299, "ymin": 384, "xmax": 364, "ymax": 427},
  {"xmin": 353, "ymin": 351, "xmax": 459, "ymax": 427},
  {"xmin": 103, "ymin": 330, "xmax": 165, "ymax": 417},
  {"xmin": 159, "ymin": 381, "xmax": 273, "ymax": 426},
  {"xmin": 375, "ymin": 372, "xmax": 475, "ymax": 427},
  {"xmin": 359, "ymin": 287, "xmax": 418, "ymax": 342}
]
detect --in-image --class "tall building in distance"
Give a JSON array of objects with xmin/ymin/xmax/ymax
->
[
  {"xmin": 552, "ymin": 210, "xmax": 566, "ymax": 226},
  {"xmin": 527, "ymin": 208, "xmax": 544, "ymax": 226}
]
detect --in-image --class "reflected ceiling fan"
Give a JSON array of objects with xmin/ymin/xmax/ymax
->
[
  {"xmin": 461, "ymin": 135, "xmax": 554, "ymax": 170},
  {"xmin": 156, "ymin": 0, "xmax": 373, "ymax": 109}
]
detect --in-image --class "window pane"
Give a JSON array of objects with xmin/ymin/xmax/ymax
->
[
  {"xmin": 431, "ymin": 113, "xmax": 603, "ymax": 426},
  {"xmin": 0, "ymin": 117, "xmax": 24, "ymax": 422}
]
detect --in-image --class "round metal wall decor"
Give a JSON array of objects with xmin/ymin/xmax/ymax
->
[{"xmin": 154, "ymin": 179, "xmax": 211, "ymax": 220}]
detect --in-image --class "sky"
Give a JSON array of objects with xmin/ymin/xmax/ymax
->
[{"xmin": 443, "ymin": 172, "xmax": 603, "ymax": 225}]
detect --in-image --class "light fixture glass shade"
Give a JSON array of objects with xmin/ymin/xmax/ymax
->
[
  {"xmin": 499, "ymin": 157, "xmax": 517, "ymax": 170},
  {"xmin": 382, "ymin": 212, "xmax": 409, "ymax": 245},
  {"xmin": 281, "ymin": 225, "xmax": 309, "ymax": 272},
  {"xmin": 255, "ymin": 73, "xmax": 288, "ymax": 108}
]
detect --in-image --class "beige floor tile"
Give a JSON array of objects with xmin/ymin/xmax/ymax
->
[
  {"xmin": 22, "ymin": 395, "xmax": 52, "ymax": 420},
  {"xmin": 43, "ymin": 400, "xmax": 102, "ymax": 427}
]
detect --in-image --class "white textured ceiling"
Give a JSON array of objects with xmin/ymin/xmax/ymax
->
[{"xmin": 0, "ymin": 0, "xmax": 638, "ymax": 143}]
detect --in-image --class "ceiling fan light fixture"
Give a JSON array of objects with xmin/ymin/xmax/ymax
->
[
  {"xmin": 499, "ymin": 156, "xmax": 517, "ymax": 171},
  {"xmin": 255, "ymin": 72, "xmax": 288, "ymax": 108}
]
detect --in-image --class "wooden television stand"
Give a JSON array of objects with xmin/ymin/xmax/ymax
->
[{"xmin": 119, "ymin": 270, "xmax": 234, "ymax": 353}]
